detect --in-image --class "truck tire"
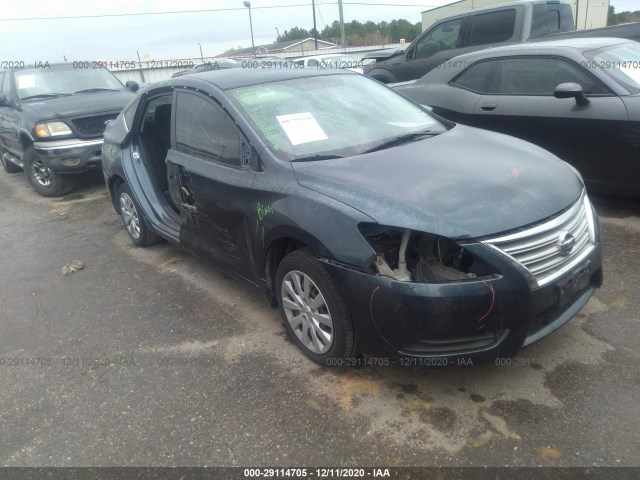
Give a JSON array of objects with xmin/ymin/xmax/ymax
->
[{"xmin": 23, "ymin": 146, "xmax": 73, "ymax": 197}]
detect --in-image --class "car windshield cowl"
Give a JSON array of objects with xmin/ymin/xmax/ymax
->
[
  {"xmin": 74, "ymin": 88, "xmax": 121, "ymax": 94},
  {"xmin": 291, "ymin": 154, "xmax": 346, "ymax": 162},
  {"xmin": 20, "ymin": 93, "xmax": 73, "ymax": 101},
  {"xmin": 362, "ymin": 130, "xmax": 438, "ymax": 154}
]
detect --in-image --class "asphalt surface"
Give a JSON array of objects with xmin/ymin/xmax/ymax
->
[{"xmin": 0, "ymin": 169, "xmax": 638, "ymax": 468}]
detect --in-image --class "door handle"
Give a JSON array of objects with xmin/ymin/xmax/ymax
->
[{"xmin": 481, "ymin": 104, "xmax": 497, "ymax": 111}]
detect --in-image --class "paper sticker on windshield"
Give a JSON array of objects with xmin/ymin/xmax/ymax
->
[
  {"xmin": 276, "ymin": 112, "xmax": 328, "ymax": 146},
  {"xmin": 17, "ymin": 75, "xmax": 35, "ymax": 89}
]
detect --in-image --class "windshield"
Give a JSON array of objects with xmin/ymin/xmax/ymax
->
[
  {"xmin": 15, "ymin": 66, "xmax": 124, "ymax": 100},
  {"xmin": 586, "ymin": 43, "xmax": 640, "ymax": 92},
  {"xmin": 228, "ymin": 74, "xmax": 446, "ymax": 161}
]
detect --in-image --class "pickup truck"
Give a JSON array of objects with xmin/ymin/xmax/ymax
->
[
  {"xmin": 364, "ymin": 0, "xmax": 640, "ymax": 83},
  {"xmin": 0, "ymin": 63, "xmax": 138, "ymax": 196}
]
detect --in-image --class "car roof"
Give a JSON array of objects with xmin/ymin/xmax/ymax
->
[
  {"xmin": 451, "ymin": 37, "xmax": 634, "ymax": 61},
  {"xmin": 178, "ymin": 67, "xmax": 356, "ymax": 90}
]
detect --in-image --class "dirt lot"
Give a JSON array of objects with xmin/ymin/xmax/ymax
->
[{"xmin": 0, "ymin": 170, "xmax": 638, "ymax": 467}]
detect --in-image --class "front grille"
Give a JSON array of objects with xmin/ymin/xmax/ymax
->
[
  {"xmin": 483, "ymin": 194, "xmax": 596, "ymax": 287},
  {"xmin": 71, "ymin": 114, "xmax": 118, "ymax": 137}
]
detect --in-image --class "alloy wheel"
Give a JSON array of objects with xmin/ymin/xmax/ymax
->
[
  {"xmin": 281, "ymin": 270, "xmax": 334, "ymax": 354},
  {"xmin": 31, "ymin": 159, "xmax": 52, "ymax": 187},
  {"xmin": 120, "ymin": 192, "xmax": 141, "ymax": 240}
]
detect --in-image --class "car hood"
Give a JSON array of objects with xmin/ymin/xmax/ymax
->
[
  {"xmin": 21, "ymin": 90, "xmax": 135, "ymax": 120},
  {"xmin": 292, "ymin": 125, "xmax": 584, "ymax": 239}
]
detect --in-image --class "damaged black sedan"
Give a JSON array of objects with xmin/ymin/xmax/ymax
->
[{"xmin": 102, "ymin": 69, "xmax": 602, "ymax": 366}]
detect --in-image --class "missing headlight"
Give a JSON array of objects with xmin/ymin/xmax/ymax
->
[{"xmin": 359, "ymin": 225, "xmax": 494, "ymax": 282}]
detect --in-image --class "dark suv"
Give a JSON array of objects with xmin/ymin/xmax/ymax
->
[{"xmin": 0, "ymin": 63, "xmax": 138, "ymax": 196}]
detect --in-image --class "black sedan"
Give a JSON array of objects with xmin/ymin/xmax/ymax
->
[
  {"xmin": 102, "ymin": 68, "xmax": 602, "ymax": 366},
  {"xmin": 395, "ymin": 38, "xmax": 640, "ymax": 198}
]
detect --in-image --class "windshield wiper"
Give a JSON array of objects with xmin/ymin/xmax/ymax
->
[
  {"xmin": 362, "ymin": 131, "xmax": 436, "ymax": 154},
  {"xmin": 73, "ymin": 88, "xmax": 120, "ymax": 94},
  {"xmin": 20, "ymin": 93, "xmax": 72, "ymax": 100},
  {"xmin": 292, "ymin": 154, "xmax": 345, "ymax": 162}
]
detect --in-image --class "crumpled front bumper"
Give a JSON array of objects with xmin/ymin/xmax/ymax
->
[
  {"xmin": 34, "ymin": 138, "xmax": 103, "ymax": 173},
  {"xmin": 321, "ymin": 240, "xmax": 603, "ymax": 365}
]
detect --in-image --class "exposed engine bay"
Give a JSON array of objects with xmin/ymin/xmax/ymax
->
[{"xmin": 360, "ymin": 226, "xmax": 494, "ymax": 282}]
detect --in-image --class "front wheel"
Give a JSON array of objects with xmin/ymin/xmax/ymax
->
[
  {"xmin": 117, "ymin": 183, "xmax": 161, "ymax": 247},
  {"xmin": 23, "ymin": 147, "xmax": 73, "ymax": 196},
  {"xmin": 276, "ymin": 249, "xmax": 357, "ymax": 365}
]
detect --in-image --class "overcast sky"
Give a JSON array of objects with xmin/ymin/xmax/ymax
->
[{"xmin": 0, "ymin": 0, "xmax": 637, "ymax": 62}]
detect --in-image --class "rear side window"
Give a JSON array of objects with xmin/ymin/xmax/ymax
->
[
  {"xmin": 451, "ymin": 60, "xmax": 498, "ymax": 92},
  {"xmin": 469, "ymin": 9, "xmax": 516, "ymax": 46},
  {"xmin": 175, "ymin": 90, "xmax": 241, "ymax": 167},
  {"xmin": 531, "ymin": 4, "xmax": 574, "ymax": 38},
  {"xmin": 485, "ymin": 57, "xmax": 609, "ymax": 95}
]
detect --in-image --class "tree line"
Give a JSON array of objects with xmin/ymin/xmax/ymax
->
[
  {"xmin": 608, "ymin": 6, "xmax": 640, "ymax": 25},
  {"xmin": 275, "ymin": 19, "xmax": 423, "ymax": 46}
]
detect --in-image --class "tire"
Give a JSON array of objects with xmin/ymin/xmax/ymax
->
[
  {"xmin": 0, "ymin": 146, "xmax": 22, "ymax": 173},
  {"xmin": 117, "ymin": 183, "xmax": 161, "ymax": 247},
  {"xmin": 276, "ymin": 249, "xmax": 357, "ymax": 366},
  {"xmin": 23, "ymin": 146, "xmax": 73, "ymax": 197}
]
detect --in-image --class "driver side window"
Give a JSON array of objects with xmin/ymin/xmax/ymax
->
[{"xmin": 414, "ymin": 19, "xmax": 462, "ymax": 60}]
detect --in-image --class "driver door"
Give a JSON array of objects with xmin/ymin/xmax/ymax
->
[
  {"xmin": 393, "ymin": 17, "xmax": 468, "ymax": 81},
  {"xmin": 166, "ymin": 89, "xmax": 258, "ymax": 283}
]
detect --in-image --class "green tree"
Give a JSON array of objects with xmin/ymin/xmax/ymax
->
[{"xmin": 277, "ymin": 26, "xmax": 311, "ymax": 42}]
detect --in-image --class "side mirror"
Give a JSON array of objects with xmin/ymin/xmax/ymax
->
[
  {"xmin": 0, "ymin": 94, "xmax": 10, "ymax": 107},
  {"xmin": 554, "ymin": 82, "xmax": 589, "ymax": 106},
  {"xmin": 125, "ymin": 80, "xmax": 139, "ymax": 93}
]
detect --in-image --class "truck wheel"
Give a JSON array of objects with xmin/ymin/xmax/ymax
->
[
  {"xmin": 117, "ymin": 183, "xmax": 161, "ymax": 247},
  {"xmin": 23, "ymin": 147, "xmax": 73, "ymax": 197},
  {"xmin": 276, "ymin": 249, "xmax": 357, "ymax": 366},
  {"xmin": 0, "ymin": 146, "xmax": 22, "ymax": 173}
]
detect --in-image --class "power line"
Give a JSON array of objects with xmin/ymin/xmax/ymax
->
[{"xmin": 0, "ymin": 2, "xmax": 436, "ymax": 22}]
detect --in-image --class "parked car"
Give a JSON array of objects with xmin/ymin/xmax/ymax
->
[
  {"xmin": 363, "ymin": 0, "xmax": 640, "ymax": 83},
  {"xmin": 394, "ymin": 38, "xmax": 640, "ymax": 198},
  {"xmin": 293, "ymin": 54, "xmax": 363, "ymax": 74},
  {"xmin": 103, "ymin": 68, "xmax": 602, "ymax": 366},
  {"xmin": 0, "ymin": 63, "xmax": 138, "ymax": 196},
  {"xmin": 171, "ymin": 59, "xmax": 240, "ymax": 78}
]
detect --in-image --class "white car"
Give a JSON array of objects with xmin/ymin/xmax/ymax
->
[{"xmin": 292, "ymin": 54, "xmax": 363, "ymax": 74}]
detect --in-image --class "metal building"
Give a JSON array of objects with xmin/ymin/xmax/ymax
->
[{"xmin": 422, "ymin": 0, "xmax": 610, "ymax": 31}]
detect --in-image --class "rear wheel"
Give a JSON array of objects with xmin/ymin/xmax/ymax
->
[
  {"xmin": 276, "ymin": 249, "xmax": 357, "ymax": 365},
  {"xmin": 23, "ymin": 147, "xmax": 73, "ymax": 196},
  {"xmin": 117, "ymin": 183, "xmax": 161, "ymax": 247}
]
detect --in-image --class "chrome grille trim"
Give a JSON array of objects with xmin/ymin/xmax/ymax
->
[{"xmin": 482, "ymin": 193, "xmax": 596, "ymax": 287}]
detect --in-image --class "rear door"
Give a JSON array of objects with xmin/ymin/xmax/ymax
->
[
  {"xmin": 166, "ymin": 89, "xmax": 258, "ymax": 283},
  {"xmin": 470, "ymin": 56, "xmax": 629, "ymax": 188}
]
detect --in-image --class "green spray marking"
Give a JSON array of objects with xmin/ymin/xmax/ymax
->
[{"xmin": 256, "ymin": 202, "xmax": 274, "ymax": 248}]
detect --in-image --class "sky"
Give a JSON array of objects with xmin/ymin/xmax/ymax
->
[
  {"xmin": 0, "ymin": 0, "xmax": 637, "ymax": 62},
  {"xmin": 0, "ymin": 0, "xmax": 445, "ymax": 62}
]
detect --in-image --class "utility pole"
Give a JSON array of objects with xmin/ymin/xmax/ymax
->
[
  {"xmin": 338, "ymin": 0, "xmax": 346, "ymax": 48},
  {"xmin": 312, "ymin": 0, "xmax": 318, "ymax": 50},
  {"xmin": 198, "ymin": 43, "xmax": 204, "ymax": 62},
  {"xmin": 575, "ymin": 0, "xmax": 579, "ymax": 29}
]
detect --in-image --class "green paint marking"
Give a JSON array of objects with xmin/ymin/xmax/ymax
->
[{"xmin": 256, "ymin": 202, "xmax": 274, "ymax": 249}]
